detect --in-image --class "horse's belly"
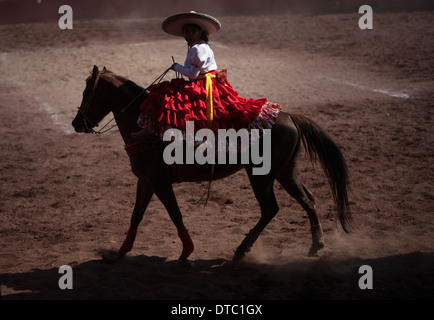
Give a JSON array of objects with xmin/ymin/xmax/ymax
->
[{"xmin": 170, "ymin": 163, "xmax": 243, "ymax": 183}]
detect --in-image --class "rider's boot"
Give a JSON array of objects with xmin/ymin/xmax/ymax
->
[{"xmin": 131, "ymin": 128, "xmax": 153, "ymax": 140}]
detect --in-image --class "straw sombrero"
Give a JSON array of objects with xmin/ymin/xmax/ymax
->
[{"xmin": 162, "ymin": 11, "xmax": 221, "ymax": 37}]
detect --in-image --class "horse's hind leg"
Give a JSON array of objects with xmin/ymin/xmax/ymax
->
[
  {"xmin": 277, "ymin": 171, "xmax": 325, "ymax": 256},
  {"xmin": 233, "ymin": 172, "xmax": 279, "ymax": 263}
]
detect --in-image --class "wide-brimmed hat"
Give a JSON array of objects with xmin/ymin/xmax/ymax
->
[{"xmin": 162, "ymin": 11, "xmax": 221, "ymax": 37}]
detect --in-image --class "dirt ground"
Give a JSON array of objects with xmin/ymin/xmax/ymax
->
[{"xmin": 0, "ymin": 5, "xmax": 433, "ymax": 300}]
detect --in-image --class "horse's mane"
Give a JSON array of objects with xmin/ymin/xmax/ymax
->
[
  {"xmin": 100, "ymin": 68, "xmax": 128, "ymax": 82},
  {"xmin": 100, "ymin": 68, "xmax": 144, "ymax": 91}
]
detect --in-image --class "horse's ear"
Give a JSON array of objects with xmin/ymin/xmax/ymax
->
[
  {"xmin": 91, "ymin": 65, "xmax": 99, "ymax": 79},
  {"xmin": 103, "ymin": 66, "xmax": 107, "ymax": 71}
]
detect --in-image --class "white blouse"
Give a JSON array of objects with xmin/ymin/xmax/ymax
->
[{"xmin": 174, "ymin": 40, "xmax": 218, "ymax": 79}]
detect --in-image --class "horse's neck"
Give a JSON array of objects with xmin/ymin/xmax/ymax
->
[{"xmin": 103, "ymin": 74, "xmax": 146, "ymax": 145}]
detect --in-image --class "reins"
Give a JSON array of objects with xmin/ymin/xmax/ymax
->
[
  {"xmin": 78, "ymin": 67, "xmax": 172, "ymax": 136},
  {"xmin": 78, "ymin": 66, "xmax": 216, "ymax": 205}
]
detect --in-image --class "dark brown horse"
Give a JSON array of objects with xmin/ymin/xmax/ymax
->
[{"xmin": 72, "ymin": 65, "xmax": 351, "ymax": 263}]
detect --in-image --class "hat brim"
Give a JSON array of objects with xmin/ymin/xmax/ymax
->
[{"xmin": 162, "ymin": 12, "xmax": 221, "ymax": 37}]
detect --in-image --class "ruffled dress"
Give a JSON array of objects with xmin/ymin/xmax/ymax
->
[{"xmin": 137, "ymin": 41, "xmax": 281, "ymax": 139}]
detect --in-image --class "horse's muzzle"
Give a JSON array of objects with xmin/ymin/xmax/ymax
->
[{"xmin": 72, "ymin": 115, "xmax": 91, "ymax": 133}]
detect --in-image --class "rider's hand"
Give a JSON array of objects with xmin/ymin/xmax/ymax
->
[{"xmin": 170, "ymin": 63, "xmax": 177, "ymax": 71}]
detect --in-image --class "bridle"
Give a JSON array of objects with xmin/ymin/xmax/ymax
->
[
  {"xmin": 77, "ymin": 70, "xmax": 105, "ymax": 135},
  {"xmin": 77, "ymin": 66, "xmax": 215, "ymax": 204},
  {"xmin": 77, "ymin": 92, "xmax": 145, "ymax": 136},
  {"xmin": 77, "ymin": 67, "xmax": 171, "ymax": 136}
]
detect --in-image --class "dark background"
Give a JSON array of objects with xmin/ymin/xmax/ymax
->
[{"xmin": 1, "ymin": 0, "xmax": 434, "ymax": 24}]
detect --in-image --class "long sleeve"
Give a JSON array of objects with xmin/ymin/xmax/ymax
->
[
  {"xmin": 174, "ymin": 41, "xmax": 217, "ymax": 79},
  {"xmin": 174, "ymin": 62, "xmax": 201, "ymax": 79}
]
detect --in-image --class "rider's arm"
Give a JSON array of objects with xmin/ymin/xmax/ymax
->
[
  {"xmin": 174, "ymin": 62, "xmax": 201, "ymax": 79},
  {"xmin": 173, "ymin": 46, "xmax": 204, "ymax": 79}
]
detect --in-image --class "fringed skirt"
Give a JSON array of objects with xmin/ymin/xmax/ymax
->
[{"xmin": 137, "ymin": 69, "xmax": 281, "ymax": 139}]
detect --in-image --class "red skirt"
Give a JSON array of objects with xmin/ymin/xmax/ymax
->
[{"xmin": 137, "ymin": 70, "xmax": 267, "ymax": 136}]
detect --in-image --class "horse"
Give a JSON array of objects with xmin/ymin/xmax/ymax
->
[{"xmin": 72, "ymin": 65, "xmax": 351, "ymax": 263}]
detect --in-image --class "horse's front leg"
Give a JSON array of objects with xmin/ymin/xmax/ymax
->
[
  {"xmin": 117, "ymin": 179, "xmax": 153, "ymax": 257},
  {"xmin": 153, "ymin": 177, "xmax": 194, "ymax": 261}
]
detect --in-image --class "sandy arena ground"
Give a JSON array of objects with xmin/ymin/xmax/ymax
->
[{"xmin": 0, "ymin": 3, "xmax": 433, "ymax": 300}]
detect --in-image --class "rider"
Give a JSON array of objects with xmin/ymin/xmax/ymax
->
[{"xmin": 132, "ymin": 11, "xmax": 278, "ymax": 140}]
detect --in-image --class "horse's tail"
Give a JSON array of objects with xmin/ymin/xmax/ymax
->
[{"xmin": 290, "ymin": 114, "xmax": 351, "ymax": 233}]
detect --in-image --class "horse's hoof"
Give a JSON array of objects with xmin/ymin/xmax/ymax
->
[
  {"xmin": 231, "ymin": 253, "xmax": 245, "ymax": 265},
  {"xmin": 114, "ymin": 252, "xmax": 126, "ymax": 259},
  {"xmin": 99, "ymin": 249, "xmax": 124, "ymax": 261},
  {"xmin": 177, "ymin": 258, "xmax": 194, "ymax": 268},
  {"xmin": 308, "ymin": 242, "xmax": 325, "ymax": 257}
]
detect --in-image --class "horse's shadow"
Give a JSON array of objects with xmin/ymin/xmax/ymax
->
[
  {"xmin": 0, "ymin": 252, "xmax": 245, "ymax": 300},
  {"xmin": 1, "ymin": 251, "xmax": 434, "ymax": 300}
]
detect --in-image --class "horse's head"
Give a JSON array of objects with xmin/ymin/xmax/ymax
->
[{"xmin": 72, "ymin": 65, "xmax": 113, "ymax": 133}]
